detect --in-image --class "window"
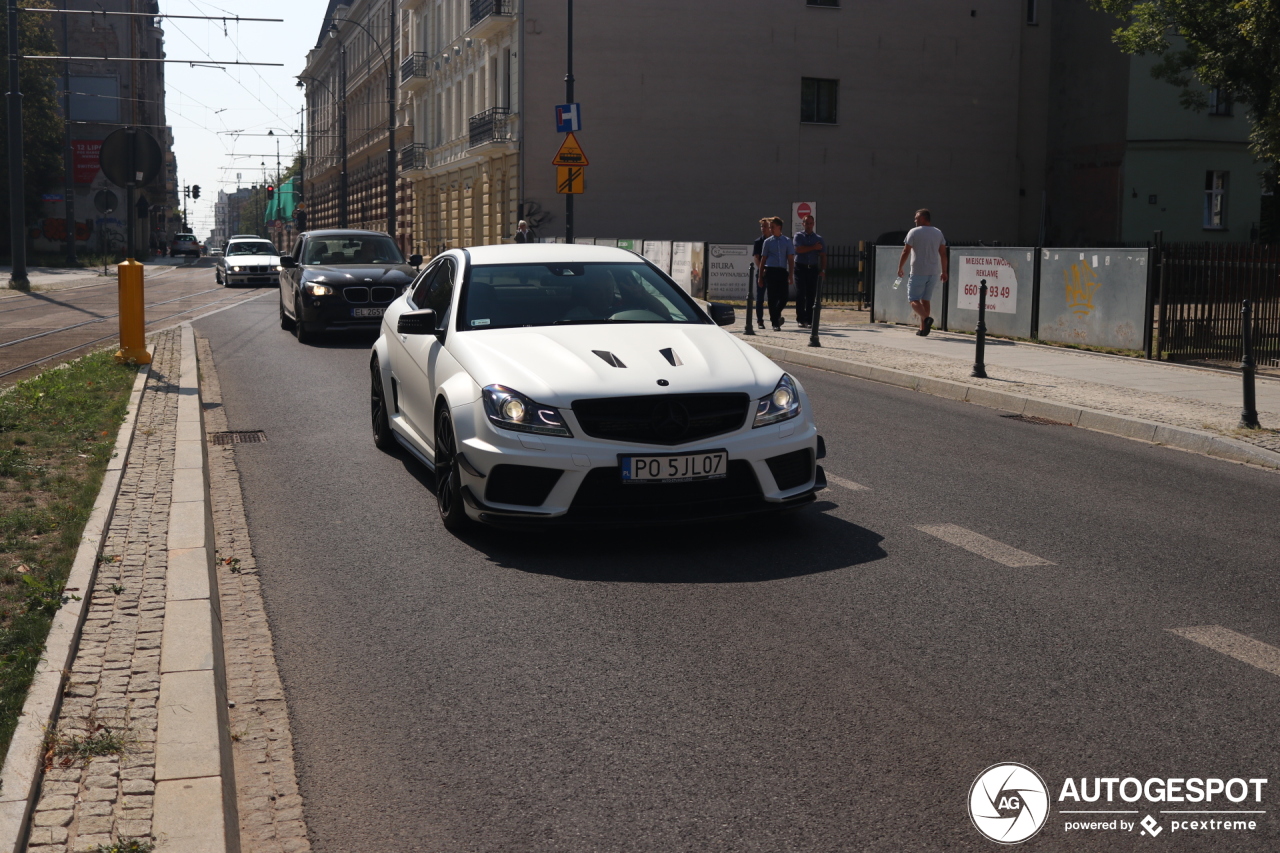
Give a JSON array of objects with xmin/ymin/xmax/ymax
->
[
  {"xmin": 1204, "ymin": 171, "xmax": 1228, "ymax": 230},
  {"xmin": 68, "ymin": 75, "xmax": 118, "ymax": 122},
  {"xmin": 801, "ymin": 78, "xmax": 838, "ymax": 124},
  {"xmin": 1209, "ymin": 88, "xmax": 1233, "ymax": 117},
  {"xmin": 1026, "ymin": 0, "xmax": 1038, "ymax": 24}
]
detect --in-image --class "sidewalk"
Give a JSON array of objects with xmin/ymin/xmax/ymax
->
[
  {"xmin": 735, "ymin": 319, "xmax": 1280, "ymax": 462},
  {"xmin": 10, "ymin": 325, "xmax": 307, "ymax": 853}
]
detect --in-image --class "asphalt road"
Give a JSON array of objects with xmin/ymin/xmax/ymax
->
[
  {"xmin": 0, "ymin": 258, "xmax": 266, "ymax": 384},
  {"xmin": 197, "ymin": 298, "xmax": 1280, "ymax": 852}
]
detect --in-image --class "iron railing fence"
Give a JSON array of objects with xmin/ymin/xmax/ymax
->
[
  {"xmin": 399, "ymin": 143, "xmax": 428, "ymax": 173},
  {"xmin": 821, "ymin": 245, "xmax": 868, "ymax": 304},
  {"xmin": 1157, "ymin": 242, "xmax": 1280, "ymax": 366},
  {"xmin": 400, "ymin": 52, "xmax": 430, "ymax": 84},
  {"xmin": 468, "ymin": 107, "xmax": 510, "ymax": 148},
  {"xmin": 470, "ymin": 0, "xmax": 514, "ymax": 27}
]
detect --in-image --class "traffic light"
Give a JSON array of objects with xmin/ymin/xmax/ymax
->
[
  {"xmin": 191, "ymin": 185, "xmax": 201, "ymax": 200},
  {"xmin": 266, "ymin": 184, "xmax": 275, "ymax": 200}
]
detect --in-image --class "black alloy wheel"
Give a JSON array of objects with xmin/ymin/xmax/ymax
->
[
  {"xmin": 370, "ymin": 357, "xmax": 396, "ymax": 452},
  {"xmin": 216, "ymin": 267, "xmax": 224, "ymax": 286},
  {"xmin": 434, "ymin": 408, "xmax": 468, "ymax": 531},
  {"xmin": 293, "ymin": 295, "xmax": 317, "ymax": 344},
  {"xmin": 278, "ymin": 295, "xmax": 294, "ymax": 331}
]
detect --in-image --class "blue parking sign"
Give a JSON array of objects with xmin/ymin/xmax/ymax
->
[{"xmin": 555, "ymin": 103, "xmax": 581, "ymax": 133}]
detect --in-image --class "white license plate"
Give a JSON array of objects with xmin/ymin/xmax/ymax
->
[
  {"xmin": 620, "ymin": 451, "xmax": 728, "ymax": 483},
  {"xmin": 351, "ymin": 307, "xmax": 385, "ymax": 318}
]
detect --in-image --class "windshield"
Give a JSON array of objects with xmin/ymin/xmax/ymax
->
[
  {"xmin": 460, "ymin": 263, "xmax": 703, "ymax": 330},
  {"xmin": 303, "ymin": 235, "xmax": 404, "ymax": 265},
  {"xmin": 226, "ymin": 241, "xmax": 276, "ymax": 256}
]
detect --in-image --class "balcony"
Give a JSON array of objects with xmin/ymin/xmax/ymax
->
[
  {"xmin": 468, "ymin": 107, "xmax": 510, "ymax": 148},
  {"xmin": 469, "ymin": 0, "xmax": 515, "ymax": 40},
  {"xmin": 400, "ymin": 52, "xmax": 431, "ymax": 91},
  {"xmin": 400, "ymin": 143, "xmax": 429, "ymax": 177}
]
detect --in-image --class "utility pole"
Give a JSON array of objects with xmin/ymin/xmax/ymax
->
[
  {"xmin": 386, "ymin": 0, "xmax": 396, "ymax": 246},
  {"xmin": 61, "ymin": 0, "xmax": 75, "ymax": 265},
  {"xmin": 7, "ymin": 0, "xmax": 28, "ymax": 290},
  {"xmin": 564, "ymin": 0, "xmax": 573, "ymax": 243},
  {"xmin": 339, "ymin": 42, "xmax": 348, "ymax": 228}
]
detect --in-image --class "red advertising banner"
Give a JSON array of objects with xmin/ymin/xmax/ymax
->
[{"xmin": 73, "ymin": 140, "xmax": 103, "ymax": 184}]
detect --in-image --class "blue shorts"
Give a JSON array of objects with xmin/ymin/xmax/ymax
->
[{"xmin": 907, "ymin": 273, "xmax": 939, "ymax": 302}]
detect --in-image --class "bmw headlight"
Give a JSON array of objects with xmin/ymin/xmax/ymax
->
[
  {"xmin": 304, "ymin": 282, "xmax": 334, "ymax": 296},
  {"xmin": 752, "ymin": 374, "xmax": 801, "ymax": 428},
  {"xmin": 482, "ymin": 385, "xmax": 572, "ymax": 437},
  {"xmin": 231, "ymin": 265, "xmax": 241, "ymax": 272}
]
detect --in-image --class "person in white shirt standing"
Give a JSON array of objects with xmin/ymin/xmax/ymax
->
[{"xmin": 896, "ymin": 209, "xmax": 948, "ymax": 336}]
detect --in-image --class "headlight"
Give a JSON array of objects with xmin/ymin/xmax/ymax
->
[
  {"xmin": 482, "ymin": 385, "xmax": 572, "ymax": 437},
  {"xmin": 304, "ymin": 282, "xmax": 333, "ymax": 296},
  {"xmin": 276, "ymin": 265, "xmax": 285, "ymax": 272},
  {"xmin": 231, "ymin": 266, "xmax": 241, "ymax": 272},
  {"xmin": 752, "ymin": 374, "xmax": 801, "ymax": 428}
]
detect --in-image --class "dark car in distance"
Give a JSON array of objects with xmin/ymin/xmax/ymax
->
[{"xmin": 278, "ymin": 230, "xmax": 421, "ymax": 344}]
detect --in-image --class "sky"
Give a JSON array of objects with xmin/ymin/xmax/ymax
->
[{"xmin": 160, "ymin": 0, "xmax": 320, "ymax": 239}]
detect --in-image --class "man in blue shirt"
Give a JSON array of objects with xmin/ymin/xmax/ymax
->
[
  {"xmin": 793, "ymin": 214, "xmax": 825, "ymax": 328},
  {"xmin": 758, "ymin": 216, "xmax": 795, "ymax": 331},
  {"xmin": 750, "ymin": 218, "xmax": 770, "ymax": 329}
]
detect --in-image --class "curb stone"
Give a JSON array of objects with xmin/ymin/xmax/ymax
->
[
  {"xmin": 0, "ymin": 362, "xmax": 151, "ymax": 853},
  {"xmin": 746, "ymin": 340, "xmax": 1280, "ymax": 471},
  {"xmin": 152, "ymin": 323, "xmax": 239, "ymax": 853}
]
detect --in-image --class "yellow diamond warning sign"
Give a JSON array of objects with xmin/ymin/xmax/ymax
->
[{"xmin": 552, "ymin": 132, "xmax": 589, "ymax": 166}]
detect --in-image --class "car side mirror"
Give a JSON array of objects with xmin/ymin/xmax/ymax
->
[
  {"xmin": 397, "ymin": 309, "xmax": 441, "ymax": 339},
  {"xmin": 409, "ymin": 254, "xmax": 423, "ymax": 268},
  {"xmin": 708, "ymin": 302, "xmax": 736, "ymax": 327},
  {"xmin": 280, "ymin": 256, "xmax": 298, "ymax": 268}
]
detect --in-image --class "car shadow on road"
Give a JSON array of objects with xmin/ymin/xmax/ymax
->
[
  {"xmin": 469, "ymin": 504, "xmax": 887, "ymax": 583},
  {"xmin": 394, "ymin": 446, "xmax": 885, "ymax": 582}
]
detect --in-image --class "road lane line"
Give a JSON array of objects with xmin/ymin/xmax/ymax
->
[
  {"xmin": 914, "ymin": 524, "xmax": 1054, "ymax": 567},
  {"xmin": 827, "ymin": 473, "xmax": 869, "ymax": 491},
  {"xmin": 1168, "ymin": 625, "xmax": 1280, "ymax": 678}
]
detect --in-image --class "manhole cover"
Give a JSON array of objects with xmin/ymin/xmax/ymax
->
[
  {"xmin": 1001, "ymin": 414, "xmax": 1072, "ymax": 427},
  {"xmin": 208, "ymin": 430, "xmax": 267, "ymax": 445}
]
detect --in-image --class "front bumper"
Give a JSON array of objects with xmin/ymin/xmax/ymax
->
[
  {"xmin": 449, "ymin": 398, "xmax": 824, "ymax": 526},
  {"xmin": 300, "ymin": 297, "xmax": 389, "ymax": 332},
  {"xmin": 227, "ymin": 271, "xmax": 280, "ymax": 286}
]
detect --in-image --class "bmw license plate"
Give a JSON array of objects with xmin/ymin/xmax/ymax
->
[
  {"xmin": 620, "ymin": 451, "xmax": 728, "ymax": 483},
  {"xmin": 351, "ymin": 307, "xmax": 385, "ymax": 318}
]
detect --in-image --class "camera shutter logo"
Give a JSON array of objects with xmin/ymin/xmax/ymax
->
[{"xmin": 969, "ymin": 763, "xmax": 1050, "ymax": 844}]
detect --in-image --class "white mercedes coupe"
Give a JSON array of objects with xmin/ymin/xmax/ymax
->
[{"xmin": 370, "ymin": 243, "xmax": 827, "ymax": 529}]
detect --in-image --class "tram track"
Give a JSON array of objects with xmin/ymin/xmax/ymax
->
[{"xmin": 0, "ymin": 287, "xmax": 269, "ymax": 381}]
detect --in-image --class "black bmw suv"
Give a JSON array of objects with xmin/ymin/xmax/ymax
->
[{"xmin": 279, "ymin": 229, "xmax": 422, "ymax": 344}]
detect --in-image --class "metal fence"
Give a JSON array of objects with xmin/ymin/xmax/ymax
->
[
  {"xmin": 1158, "ymin": 242, "xmax": 1280, "ymax": 366},
  {"xmin": 822, "ymin": 245, "xmax": 869, "ymax": 305}
]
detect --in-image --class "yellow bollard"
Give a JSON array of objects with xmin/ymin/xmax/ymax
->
[{"xmin": 114, "ymin": 259, "xmax": 152, "ymax": 364}]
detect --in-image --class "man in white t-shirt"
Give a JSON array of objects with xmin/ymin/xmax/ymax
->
[{"xmin": 896, "ymin": 208, "xmax": 948, "ymax": 336}]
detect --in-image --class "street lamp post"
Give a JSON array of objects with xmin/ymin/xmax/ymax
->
[
  {"xmin": 6, "ymin": 0, "xmax": 28, "ymax": 290},
  {"xmin": 328, "ymin": 8, "xmax": 396, "ymax": 241}
]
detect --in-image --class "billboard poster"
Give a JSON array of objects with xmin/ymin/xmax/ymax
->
[
  {"xmin": 73, "ymin": 140, "xmax": 102, "ymax": 184},
  {"xmin": 955, "ymin": 254, "xmax": 1018, "ymax": 314},
  {"xmin": 642, "ymin": 240, "xmax": 672, "ymax": 273},
  {"xmin": 670, "ymin": 242, "xmax": 694, "ymax": 293},
  {"xmin": 706, "ymin": 244, "xmax": 753, "ymax": 300}
]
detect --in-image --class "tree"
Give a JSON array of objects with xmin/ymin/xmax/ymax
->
[
  {"xmin": 1090, "ymin": 1, "xmax": 1280, "ymax": 171},
  {"xmin": 0, "ymin": 0, "xmax": 65, "ymax": 256}
]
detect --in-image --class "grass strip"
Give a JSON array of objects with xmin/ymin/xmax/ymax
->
[{"xmin": 0, "ymin": 353, "xmax": 138, "ymax": 761}]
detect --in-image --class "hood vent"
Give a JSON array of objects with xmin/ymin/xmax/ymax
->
[
  {"xmin": 659, "ymin": 347, "xmax": 683, "ymax": 367},
  {"xmin": 593, "ymin": 350, "xmax": 627, "ymax": 368}
]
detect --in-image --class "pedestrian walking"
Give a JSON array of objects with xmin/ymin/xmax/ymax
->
[
  {"xmin": 793, "ymin": 214, "xmax": 825, "ymax": 328},
  {"xmin": 896, "ymin": 208, "xmax": 948, "ymax": 336},
  {"xmin": 514, "ymin": 220, "xmax": 533, "ymax": 243},
  {"xmin": 751, "ymin": 218, "xmax": 770, "ymax": 329},
  {"xmin": 759, "ymin": 216, "xmax": 795, "ymax": 331}
]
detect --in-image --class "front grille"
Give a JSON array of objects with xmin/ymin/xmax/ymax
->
[
  {"xmin": 344, "ymin": 287, "xmax": 370, "ymax": 303},
  {"xmin": 372, "ymin": 286, "xmax": 398, "ymax": 303},
  {"xmin": 572, "ymin": 393, "xmax": 750, "ymax": 446},
  {"xmin": 567, "ymin": 461, "xmax": 761, "ymax": 522},
  {"xmin": 231, "ymin": 264, "xmax": 272, "ymax": 274},
  {"xmin": 485, "ymin": 465, "xmax": 563, "ymax": 507},
  {"xmin": 765, "ymin": 449, "xmax": 813, "ymax": 490}
]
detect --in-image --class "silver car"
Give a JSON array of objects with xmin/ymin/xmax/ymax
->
[{"xmin": 215, "ymin": 238, "xmax": 281, "ymax": 287}]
